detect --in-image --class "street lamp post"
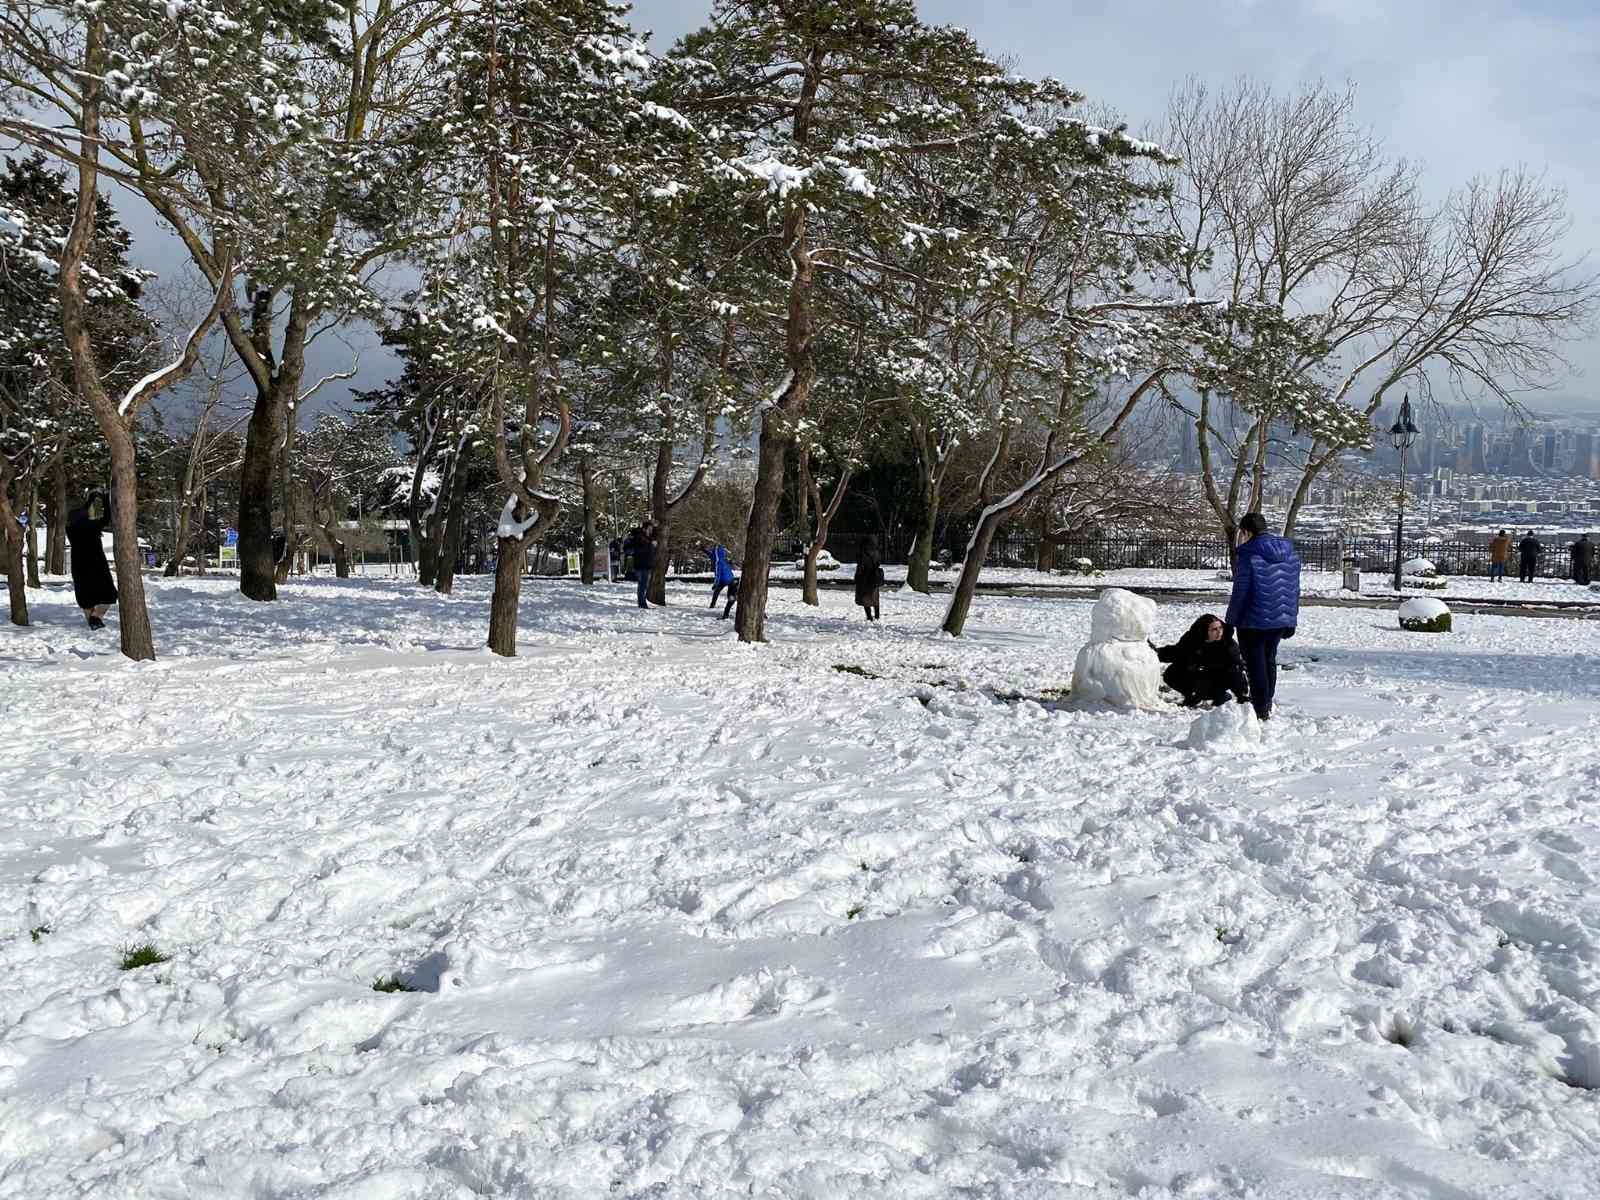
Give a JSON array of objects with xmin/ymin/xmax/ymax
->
[{"xmin": 1389, "ymin": 393, "xmax": 1420, "ymax": 592}]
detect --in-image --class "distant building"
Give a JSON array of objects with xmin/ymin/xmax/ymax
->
[{"xmin": 1466, "ymin": 423, "xmax": 1488, "ymax": 474}]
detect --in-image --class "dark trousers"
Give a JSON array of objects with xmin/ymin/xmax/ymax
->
[
  {"xmin": 1237, "ymin": 628, "xmax": 1284, "ymax": 721},
  {"xmin": 1519, "ymin": 557, "xmax": 1536, "ymax": 583},
  {"xmin": 719, "ymin": 578, "xmax": 739, "ymax": 619},
  {"xmin": 711, "ymin": 579, "xmax": 731, "ymax": 608},
  {"xmin": 636, "ymin": 567, "xmax": 652, "ymax": 608}
]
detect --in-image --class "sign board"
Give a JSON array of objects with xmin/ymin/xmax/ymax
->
[
  {"xmin": 564, "ymin": 548, "xmax": 614, "ymax": 578},
  {"xmin": 220, "ymin": 528, "xmax": 238, "ymax": 565},
  {"xmin": 223, "ymin": 527, "xmax": 238, "ymax": 547}
]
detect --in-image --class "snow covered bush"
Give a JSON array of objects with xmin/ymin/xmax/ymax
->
[
  {"xmin": 815, "ymin": 550, "xmax": 841, "ymax": 573},
  {"xmin": 1061, "ymin": 557, "xmax": 1099, "ymax": 578},
  {"xmin": 1399, "ymin": 597, "xmax": 1451, "ymax": 633},
  {"xmin": 1402, "ymin": 557, "xmax": 1437, "ymax": 577},
  {"xmin": 1401, "ymin": 574, "xmax": 1448, "ymax": 591}
]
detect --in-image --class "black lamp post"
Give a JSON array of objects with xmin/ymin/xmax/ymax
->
[{"xmin": 1389, "ymin": 393, "xmax": 1420, "ymax": 591}]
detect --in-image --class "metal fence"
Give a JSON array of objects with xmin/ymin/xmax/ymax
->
[{"xmin": 815, "ymin": 531, "xmax": 1588, "ymax": 581}]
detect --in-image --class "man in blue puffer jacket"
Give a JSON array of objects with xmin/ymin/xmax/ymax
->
[{"xmin": 1225, "ymin": 512, "xmax": 1301, "ymax": 722}]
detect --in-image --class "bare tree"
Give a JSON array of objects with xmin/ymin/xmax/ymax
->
[{"xmin": 1159, "ymin": 80, "xmax": 1596, "ymax": 543}]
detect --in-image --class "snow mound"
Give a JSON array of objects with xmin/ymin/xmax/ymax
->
[
  {"xmin": 1185, "ymin": 702, "xmax": 1262, "ymax": 750},
  {"xmin": 1401, "ymin": 557, "xmax": 1437, "ymax": 577},
  {"xmin": 1089, "ymin": 588, "xmax": 1157, "ymax": 642},
  {"xmin": 664, "ymin": 967, "xmax": 829, "ymax": 1026},
  {"xmin": 1073, "ymin": 589, "xmax": 1164, "ymax": 709},
  {"xmin": 1072, "ymin": 640, "xmax": 1165, "ymax": 710},
  {"xmin": 1399, "ymin": 596, "xmax": 1451, "ymax": 633}
]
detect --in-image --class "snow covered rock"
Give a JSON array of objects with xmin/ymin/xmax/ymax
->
[
  {"xmin": 1184, "ymin": 701, "xmax": 1262, "ymax": 750},
  {"xmin": 1399, "ymin": 596, "xmax": 1451, "ymax": 633},
  {"xmin": 1071, "ymin": 589, "xmax": 1165, "ymax": 709}
]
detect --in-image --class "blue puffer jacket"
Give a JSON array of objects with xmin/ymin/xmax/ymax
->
[
  {"xmin": 706, "ymin": 545, "xmax": 735, "ymax": 585},
  {"xmin": 1225, "ymin": 534, "xmax": 1301, "ymax": 631}
]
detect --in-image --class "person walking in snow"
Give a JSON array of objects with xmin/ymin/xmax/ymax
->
[
  {"xmin": 1518, "ymin": 530, "xmax": 1541, "ymax": 583},
  {"xmin": 705, "ymin": 541, "xmax": 736, "ymax": 611},
  {"xmin": 608, "ymin": 536, "xmax": 623, "ymax": 581},
  {"xmin": 854, "ymin": 536, "xmax": 885, "ymax": 622},
  {"xmin": 1225, "ymin": 512, "xmax": 1300, "ymax": 723},
  {"xmin": 1572, "ymin": 533, "xmax": 1594, "ymax": 586},
  {"xmin": 66, "ymin": 491, "xmax": 117, "ymax": 630},
  {"xmin": 1488, "ymin": 529, "xmax": 1511, "ymax": 584},
  {"xmin": 627, "ymin": 521, "xmax": 657, "ymax": 608},
  {"xmin": 1152, "ymin": 614, "xmax": 1250, "ymax": 708}
]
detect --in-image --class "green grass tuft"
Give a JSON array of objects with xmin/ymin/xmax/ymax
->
[
  {"xmin": 845, "ymin": 904, "xmax": 865, "ymax": 920},
  {"xmin": 119, "ymin": 943, "xmax": 171, "ymax": 970},
  {"xmin": 371, "ymin": 974, "xmax": 418, "ymax": 993},
  {"xmin": 30, "ymin": 924, "xmax": 51, "ymax": 943}
]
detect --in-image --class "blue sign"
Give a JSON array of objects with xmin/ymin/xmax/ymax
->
[
  {"xmin": 16, "ymin": 510, "xmax": 26, "ymax": 530},
  {"xmin": 223, "ymin": 527, "xmax": 238, "ymax": 547}
]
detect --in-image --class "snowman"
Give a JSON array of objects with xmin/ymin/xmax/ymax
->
[{"xmin": 1070, "ymin": 588, "xmax": 1166, "ymax": 710}]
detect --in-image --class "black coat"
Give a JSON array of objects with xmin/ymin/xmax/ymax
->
[
  {"xmin": 627, "ymin": 528, "xmax": 656, "ymax": 571},
  {"xmin": 1519, "ymin": 536, "xmax": 1541, "ymax": 561},
  {"xmin": 66, "ymin": 496, "xmax": 117, "ymax": 609},
  {"xmin": 1154, "ymin": 618, "xmax": 1249, "ymax": 706},
  {"xmin": 854, "ymin": 551, "xmax": 885, "ymax": 604}
]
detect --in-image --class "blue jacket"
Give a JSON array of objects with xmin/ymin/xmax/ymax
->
[
  {"xmin": 706, "ymin": 545, "xmax": 735, "ymax": 584},
  {"xmin": 1226, "ymin": 534, "xmax": 1301, "ymax": 631}
]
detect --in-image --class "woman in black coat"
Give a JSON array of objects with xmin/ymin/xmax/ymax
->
[
  {"xmin": 66, "ymin": 492, "xmax": 117, "ymax": 629},
  {"xmin": 1152, "ymin": 613, "xmax": 1250, "ymax": 708},
  {"xmin": 854, "ymin": 536, "xmax": 885, "ymax": 622}
]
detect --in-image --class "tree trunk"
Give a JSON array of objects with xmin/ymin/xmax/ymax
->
[
  {"xmin": 434, "ymin": 457, "xmax": 470, "ymax": 596},
  {"xmin": 0, "ymin": 475, "xmax": 28, "ymax": 626},
  {"xmin": 1037, "ymin": 511, "xmax": 1056, "ymax": 574},
  {"xmin": 579, "ymin": 455, "xmax": 597, "ymax": 586},
  {"xmin": 165, "ymin": 491, "xmax": 194, "ymax": 577},
  {"xmin": 331, "ymin": 532, "xmax": 351, "ymax": 578},
  {"xmin": 733, "ymin": 416, "xmax": 796, "ymax": 643},
  {"xmin": 802, "ymin": 541, "xmax": 821, "ymax": 605},
  {"xmin": 274, "ymin": 411, "xmax": 298, "ymax": 585},
  {"xmin": 238, "ymin": 402, "xmax": 279, "ymax": 601},
  {"xmin": 25, "ymin": 475, "xmax": 42, "ymax": 588},
  {"xmin": 47, "ymin": 457, "xmax": 66, "ymax": 576},
  {"xmin": 905, "ymin": 501, "xmax": 938, "ymax": 592},
  {"xmin": 417, "ymin": 531, "xmax": 438, "ymax": 587},
  {"xmin": 648, "ymin": 517, "xmax": 673, "ymax": 606},
  {"xmin": 106, "ymin": 432, "xmax": 155, "ymax": 659},
  {"xmin": 194, "ymin": 484, "xmax": 207, "ymax": 576},
  {"xmin": 941, "ymin": 508, "xmax": 1006, "ymax": 638},
  {"xmin": 487, "ymin": 537, "xmax": 527, "ymax": 656}
]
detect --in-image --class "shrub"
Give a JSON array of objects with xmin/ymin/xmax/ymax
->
[
  {"xmin": 119, "ymin": 943, "xmax": 171, "ymax": 970},
  {"xmin": 1399, "ymin": 597, "xmax": 1451, "ymax": 633},
  {"xmin": 371, "ymin": 975, "xmax": 417, "ymax": 993}
]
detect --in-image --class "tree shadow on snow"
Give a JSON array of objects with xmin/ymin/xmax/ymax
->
[{"xmin": 1304, "ymin": 644, "xmax": 1600, "ymax": 699}]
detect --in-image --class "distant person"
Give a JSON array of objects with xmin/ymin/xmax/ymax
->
[
  {"xmin": 627, "ymin": 521, "xmax": 657, "ymax": 608},
  {"xmin": 66, "ymin": 491, "xmax": 116, "ymax": 630},
  {"xmin": 1488, "ymin": 529, "xmax": 1511, "ymax": 583},
  {"xmin": 1572, "ymin": 534, "xmax": 1594, "ymax": 586},
  {"xmin": 608, "ymin": 536, "xmax": 623, "ymax": 581},
  {"xmin": 1225, "ymin": 512, "xmax": 1300, "ymax": 723},
  {"xmin": 1152, "ymin": 613, "xmax": 1250, "ymax": 708},
  {"xmin": 705, "ymin": 541, "xmax": 736, "ymax": 611},
  {"xmin": 1518, "ymin": 530, "xmax": 1541, "ymax": 583},
  {"xmin": 854, "ymin": 536, "xmax": 885, "ymax": 622}
]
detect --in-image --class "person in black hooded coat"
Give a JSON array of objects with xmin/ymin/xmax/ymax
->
[
  {"xmin": 66, "ymin": 491, "xmax": 117, "ymax": 629},
  {"xmin": 1152, "ymin": 613, "xmax": 1250, "ymax": 708},
  {"xmin": 854, "ymin": 536, "xmax": 885, "ymax": 621}
]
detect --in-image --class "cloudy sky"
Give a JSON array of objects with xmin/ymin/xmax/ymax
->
[{"xmin": 121, "ymin": 0, "xmax": 1600, "ymax": 418}]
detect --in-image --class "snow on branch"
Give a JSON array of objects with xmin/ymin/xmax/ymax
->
[{"xmin": 118, "ymin": 252, "xmax": 233, "ymax": 418}]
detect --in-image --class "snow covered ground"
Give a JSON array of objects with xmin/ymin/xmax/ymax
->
[{"xmin": 3, "ymin": 575, "xmax": 1599, "ymax": 1198}]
